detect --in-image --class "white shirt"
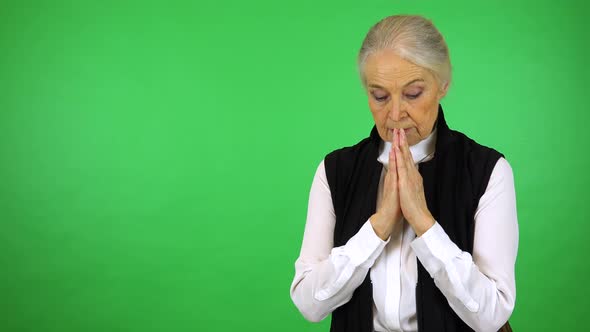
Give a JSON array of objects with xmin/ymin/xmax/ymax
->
[{"xmin": 290, "ymin": 129, "xmax": 519, "ymax": 332}]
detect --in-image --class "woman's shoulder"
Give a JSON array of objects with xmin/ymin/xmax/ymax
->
[
  {"xmin": 489, "ymin": 157, "xmax": 514, "ymax": 183},
  {"xmin": 320, "ymin": 129, "xmax": 379, "ymax": 190},
  {"xmin": 448, "ymin": 128, "xmax": 505, "ymax": 164},
  {"xmin": 324, "ymin": 130, "xmax": 379, "ymax": 163},
  {"xmin": 447, "ymin": 128, "xmax": 514, "ymax": 197}
]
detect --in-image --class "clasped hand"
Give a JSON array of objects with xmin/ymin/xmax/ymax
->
[{"xmin": 371, "ymin": 128, "xmax": 435, "ymax": 240}]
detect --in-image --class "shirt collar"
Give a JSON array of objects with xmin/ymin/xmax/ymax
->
[{"xmin": 377, "ymin": 128, "xmax": 437, "ymax": 169}]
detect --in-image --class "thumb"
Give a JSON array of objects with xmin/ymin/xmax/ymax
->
[{"xmin": 389, "ymin": 139, "xmax": 398, "ymax": 183}]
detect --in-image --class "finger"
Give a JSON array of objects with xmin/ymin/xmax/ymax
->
[
  {"xmin": 388, "ymin": 129, "xmax": 395, "ymax": 167},
  {"xmin": 389, "ymin": 130, "xmax": 398, "ymax": 181},
  {"xmin": 392, "ymin": 128, "xmax": 398, "ymax": 149},
  {"xmin": 400, "ymin": 129, "xmax": 415, "ymax": 168},
  {"xmin": 392, "ymin": 129, "xmax": 403, "ymax": 172},
  {"xmin": 394, "ymin": 143, "xmax": 406, "ymax": 177},
  {"xmin": 390, "ymin": 139, "xmax": 397, "ymax": 182},
  {"xmin": 389, "ymin": 136, "xmax": 396, "ymax": 171}
]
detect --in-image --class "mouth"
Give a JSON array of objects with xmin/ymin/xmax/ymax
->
[{"xmin": 389, "ymin": 128, "xmax": 412, "ymax": 135}]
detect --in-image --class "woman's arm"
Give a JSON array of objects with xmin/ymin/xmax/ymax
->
[
  {"xmin": 290, "ymin": 160, "xmax": 389, "ymax": 322},
  {"xmin": 410, "ymin": 157, "xmax": 519, "ymax": 332}
]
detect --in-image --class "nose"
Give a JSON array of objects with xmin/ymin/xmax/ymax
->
[{"xmin": 387, "ymin": 97, "xmax": 402, "ymax": 122}]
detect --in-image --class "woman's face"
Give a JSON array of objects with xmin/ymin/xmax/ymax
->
[{"xmin": 363, "ymin": 49, "xmax": 448, "ymax": 146}]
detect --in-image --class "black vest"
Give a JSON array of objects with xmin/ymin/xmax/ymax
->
[{"xmin": 324, "ymin": 105, "xmax": 503, "ymax": 332}]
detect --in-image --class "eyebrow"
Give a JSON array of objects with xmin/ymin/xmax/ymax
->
[{"xmin": 368, "ymin": 78, "xmax": 425, "ymax": 89}]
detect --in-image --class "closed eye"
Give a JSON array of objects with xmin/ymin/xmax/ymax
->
[
  {"xmin": 373, "ymin": 95, "xmax": 388, "ymax": 102},
  {"xmin": 405, "ymin": 92, "xmax": 422, "ymax": 100}
]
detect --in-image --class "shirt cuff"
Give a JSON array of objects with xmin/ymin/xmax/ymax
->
[
  {"xmin": 314, "ymin": 220, "xmax": 388, "ymax": 301},
  {"xmin": 410, "ymin": 222, "xmax": 480, "ymax": 313},
  {"xmin": 410, "ymin": 221, "xmax": 462, "ymax": 277},
  {"xmin": 343, "ymin": 220, "xmax": 389, "ymax": 269}
]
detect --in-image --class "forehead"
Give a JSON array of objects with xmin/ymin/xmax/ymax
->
[{"xmin": 364, "ymin": 50, "xmax": 431, "ymax": 88}]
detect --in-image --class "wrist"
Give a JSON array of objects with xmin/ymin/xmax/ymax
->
[
  {"xmin": 369, "ymin": 212, "xmax": 392, "ymax": 241},
  {"xmin": 412, "ymin": 212, "xmax": 435, "ymax": 237}
]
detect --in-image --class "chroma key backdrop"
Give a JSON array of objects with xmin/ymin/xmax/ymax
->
[{"xmin": 1, "ymin": 0, "xmax": 588, "ymax": 331}]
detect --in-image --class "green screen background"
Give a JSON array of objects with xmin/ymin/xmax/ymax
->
[{"xmin": 1, "ymin": 0, "xmax": 588, "ymax": 331}]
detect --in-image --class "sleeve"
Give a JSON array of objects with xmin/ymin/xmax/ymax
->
[
  {"xmin": 410, "ymin": 157, "xmax": 519, "ymax": 332},
  {"xmin": 289, "ymin": 159, "xmax": 389, "ymax": 322}
]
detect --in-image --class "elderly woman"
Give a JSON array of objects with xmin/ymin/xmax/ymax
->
[{"xmin": 290, "ymin": 15, "xmax": 518, "ymax": 332}]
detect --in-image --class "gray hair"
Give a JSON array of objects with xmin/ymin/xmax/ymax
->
[{"xmin": 357, "ymin": 15, "xmax": 451, "ymax": 89}]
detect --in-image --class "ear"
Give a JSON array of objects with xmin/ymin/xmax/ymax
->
[{"xmin": 438, "ymin": 81, "xmax": 449, "ymax": 99}]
